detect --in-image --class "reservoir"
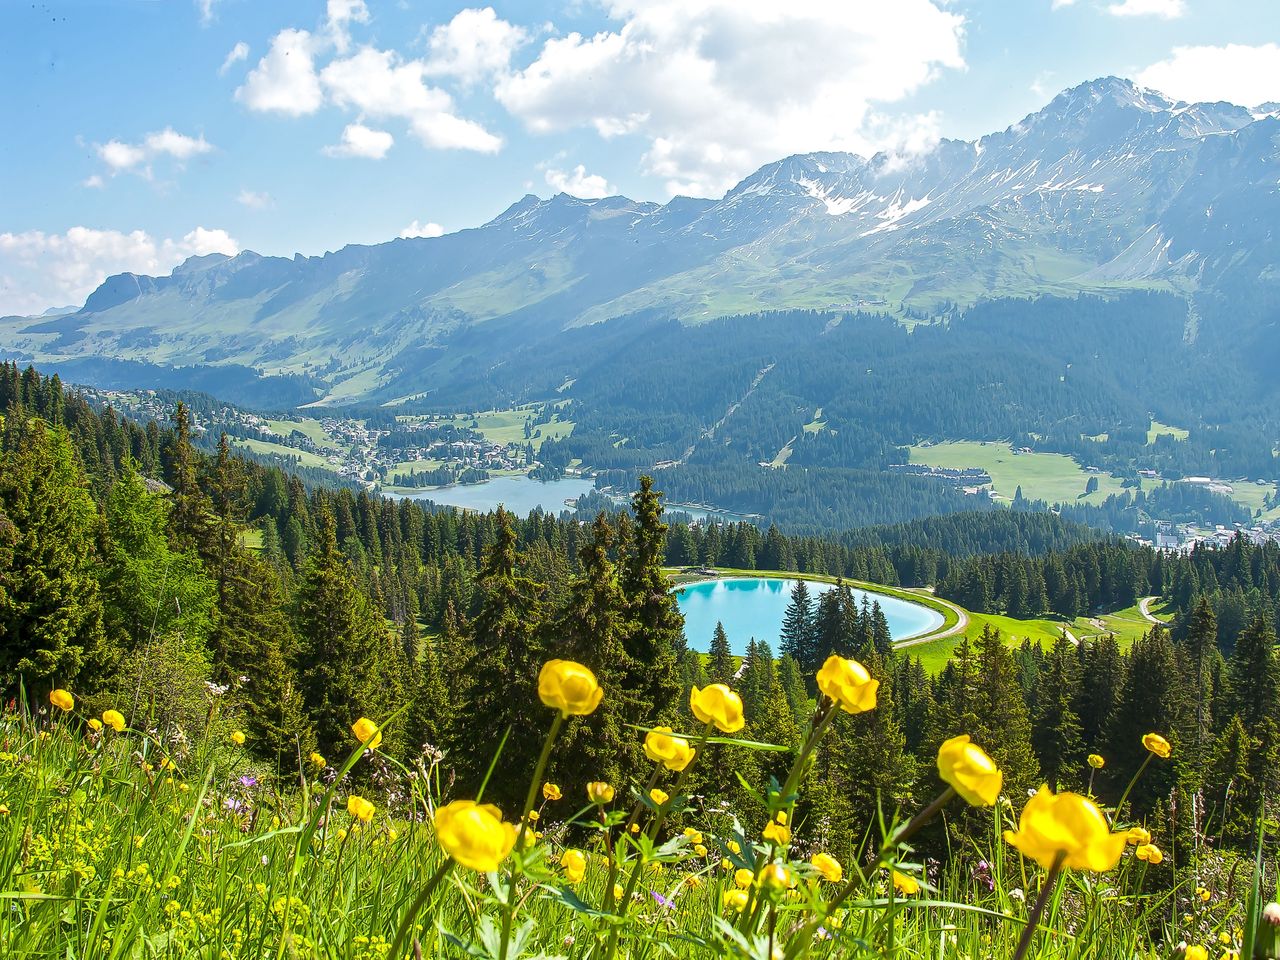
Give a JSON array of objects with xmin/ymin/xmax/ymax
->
[
  {"xmin": 390, "ymin": 475, "xmax": 594, "ymax": 516},
  {"xmin": 675, "ymin": 576, "xmax": 943, "ymax": 655}
]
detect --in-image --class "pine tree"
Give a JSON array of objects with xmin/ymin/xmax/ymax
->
[
  {"xmin": 708, "ymin": 621, "xmax": 735, "ymax": 684},
  {"xmin": 1031, "ymin": 635, "xmax": 1084, "ymax": 789},
  {"xmin": 1224, "ymin": 613, "xmax": 1280, "ymax": 729},
  {"xmin": 0, "ymin": 415, "xmax": 107, "ymax": 695},
  {"xmin": 778, "ymin": 580, "xmax": 814, "ymax": 666}
]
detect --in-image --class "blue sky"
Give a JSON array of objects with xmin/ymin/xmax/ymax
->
[{"xmin": 1, "ymin": 0, "xmax": 1277, "ymax": 315}]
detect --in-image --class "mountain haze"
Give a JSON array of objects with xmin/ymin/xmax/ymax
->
[{"xmin": 4, "ymin": 77, "xmax": 1279, "ymax": 403}]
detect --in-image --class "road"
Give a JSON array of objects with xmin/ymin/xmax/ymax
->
[
  {"xmin": 895, "ymin": 589, "xmax": 970, "ymax": 649},
  {"xmin": 1138, "ymin": 596, "xmax": 1164, "ymax": 624}
]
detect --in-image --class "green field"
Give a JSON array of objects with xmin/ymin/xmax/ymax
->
[
  {"xmin": 265, "ymin": 417, "xmax": 340, "ymax": 450},
  {"xmin": 233, "ymin": 437, "xmax": 334, "ymax": 471},
  {"xmin": 1147, "ymin": 419, "xmax": 1189, "ymax": 443},
  {"xmin": 446, "ymin": 405, "xmax": 575, "ymax": 452},
  {"xmin": 908, "ymin": 440, "xmax": 1130, "ymax": 506}
]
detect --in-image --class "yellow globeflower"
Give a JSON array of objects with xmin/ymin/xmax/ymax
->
[
  {"xmin": 309, "ymin": 751, "xmax": 327, "ymax": 769},
  {"xmin": 892, "ymin": 870, "xmax": 920, "ymax": 896},
  {"xmin": 1087, "ymin": 754, "xmax": 1105, "ymax": 769},
  {"xmin": 735, "ymin": 868, "xmax": 754, "ymax": 888},
  {"xmin": 762, "ymin": 819, "xmax": 791, "ymax": 845},
  {"xmin": 1004, "ymin": 786, "xmax": 1127, "ymax": 872},
  {"xmin": 561, "ymin": 849, "xmax": 587, "ymax": 884},
  {"xmin": 102, "ymin": 709, "xmax": 126, "ymax": 733},
  {"xmin": 689, "ymin": 684, "xmax": 745, "ymax": 733},
  {"xmin": 760, "ymin": 864, "xmax": 795, "ymax": 889},
  {"xmin": 347, "ymin": 795, "xmax": 375, "ymax": 823},
  {"xmin": 811, "ymin": 853, "xmax": 843, "ymax": 883},
  {"xmin": 1142, "ymin": 733, "xmax": 1172, "ymax": 759},
  {"xmin": 87, "ymin": 718, "xmax": 103, "ymax": 732},
  {"xmin": 538, "ymin": 660, "xmax": 603, "ymax": 717},
  {"xmin": 724, "ymin": 889, "xmax": 750, "ymax": 912},
  {"xmin": 1135, "ymin": 843, "xmax": 1163, "ymax": 865},
  {"xmin": 937, "ymin": 735, "xmax": 1003, "ymax": 806},
  {"xmin": 351, "ymin": 718, "xmax": 382, "ymax": 750},
  {"xmin": 1125, "ymin": 826, "xmax": 1150, "ymax": 846},
  {"xmin": 542, "ymin": 782, "xmax": 562, "ymax": 801},
  {"xmin": 815, "ymin": 655, "xmax": 879, "ymax": 714},
  {"xmin": 229, "ymin": 730, "xmax": 246, "ymax": 746},
  {"xmin": 587, "ymin": 781, "xmax": 615, "ymax": 804},
  {"xmin": 49, "ymin": 689, "xmax": 74, "ymax": 712},
  {"xmin": 433, "ymin": 800, "xmax": 518, "ymax": 872},
  {"xmin": 1184, "ymin": 947, "xmax": 1208, "ymax": 960},
  {"xmin": 649, "ymin": 788, "xmax": 669, "ymax": 807},
  {"xmin": 644, "ymin": 727, "xmax": 697, "ymax": 771}
]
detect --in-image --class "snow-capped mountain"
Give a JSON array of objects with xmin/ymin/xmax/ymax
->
[{"xmin": 4, "ymin": 77, "xmax": 1278, "ymax": 401}]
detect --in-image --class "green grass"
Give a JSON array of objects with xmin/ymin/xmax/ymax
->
[
  {"xmin": 448, "ymin": 406, "xmax": 575, "ymax": 452},
  {"xmin": 908, "ymin": 440, "xmax": 1130, "ymax": 506},
  {"xmin": 801, "ymin": 408, "xmax": 826, "ymax": 434},
  {"xmin": 2, "ymin": 687, "xmax": 1254, "ymax": 958},
  {"xmin": 233, "ymin": 438, "xmax": 335, "ymax": 471},
  {"xmin": 1147, "ymin": 420, "xmax": 1189, "ymax": 444},
  {"xmin": 265, "ymin": 418, "xmax": 340, "ymax": 451}
]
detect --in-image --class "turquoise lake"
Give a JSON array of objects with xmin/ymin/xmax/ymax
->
[
  {"xmin": 674, "ymin": 577, "xmax": 943, "ymax": 655},
  {"xmin": 392, "ymin": 476, "xmax": 594, "ymax": 515}
]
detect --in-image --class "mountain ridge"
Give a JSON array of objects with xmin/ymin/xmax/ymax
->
[{"xmin": 4, "ymin": 76, "xmax": 1279, "ymax": 402}]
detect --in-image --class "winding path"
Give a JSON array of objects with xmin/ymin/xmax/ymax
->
[
  {"xmin": 1138, "ymin": 596, "xmax": 1164, "ymax": 625},
  {"xmin": 894, "ymin": 589, "xmax": 969, "ymax": 649}
]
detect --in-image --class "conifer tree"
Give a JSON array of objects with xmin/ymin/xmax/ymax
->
[
  {"xmin": 708, "ymin": 621, "xmax": 735, "ymax": 684},
  {"xmin": 1031, "ymin": 634, "xmax": 1085, "ymax": 789},
  {"xmin": 778, "ymin": 580, "xmax": 814, "ymax": 667},
  {"xmin": 0, "ymin": 415, "xmax": 106, "ymax": 694},
  {"xmin": 1224, "ymin": 613, "xmax": 1280, "ymax": 729}
]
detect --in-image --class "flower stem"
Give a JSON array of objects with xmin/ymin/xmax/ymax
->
[
  {"xmin": 498, "ymin": 711, "xmax": 564, "ymax": 960},
  {"xmin": 1011, "ymin": 851, "xmax": 1066, "ymax": 960},
  {"xmin": 1113, "ymin": 753, "xmax": 1152, "ymax": 824},
  {"xmin": 388, "ymin": 858, "xmax": 454, "ymax": 960}
]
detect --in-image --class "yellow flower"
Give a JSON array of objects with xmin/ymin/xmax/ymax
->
[
  {"xmin": 760, "ymin": 864, "xmax": 795, "ymax": 889},
  {"xmin": 689, "ymin": 684, "xmax": 744, "ymax": 733},
  {"xmin": 538, "ymin": 660, "xmax": 603, "ymax": 717},
  {"xmin": 683, "ymin": 827, "xmax": 703, "ymax": 844},
  {"xmin": 613, "ymin": 883, "xmax": 624, "ymax": 902},
  {"xmin": 347, "ymin": 796, "xmax": 375, "ymax": 823},
  {"xmin": 229, "ymin": 730, "xmax": 246, "ymax": 746},
  {"xmin": 723, "ymin": 889, "xmax": 749, "ymax": 912},
  {"xmin": 527, "ymin": 810, "xmax": 540, "ymax": 823},
  {"xmin": 735, "ymin": 868, "xmax": 754, "ymax": 888},
  {"xmin": 762, "ymin": 820, "xmax": 791, "ymax": 845},
  {"xmin": 102, "ymin": 709, "xmax": 126, "ymax": 733},
  {"xmin": 892, "ymin": 870, "xmax": 920, "ymax": 896},
  {"xmin": 694, "ymin": 843, "xmax": 708, "ymax": 857},
  {"xmin": 644, "ymin": 727, "xmax": 697, "ymax": 771},
  {"xmin": 815, "ymin": 655, "xmax": 879, "ymax": 714},
  {"xmin": 0, "ymin": 804, "xmax": 10, "ymax": 815},
  {"xmin": 309, "ymin": 752, "xmax": 326, "ymax": 769},
  {"xmin": 49, "ymin": 689, "xmax": 74, "ymax": 711},
  {"xmin": 587, "ymin": 781, "xmax": 615, "ymax": 804},
  {"xmin": 1125, "ymin": 826, "xmax": 1150, "ymax": 845},
  {"xmin": 561, "ymin": 848, "xmax": 587, "ymax": 884},
  {"xmin": 351, "ymin": 718, "xmax": 382, "ymax": 750},
  {"xmin": 726, "ymin": 840, "xmax": 740, "ymax": 854},
  {"xmin": 937, "ymin": 734, "xmax": 1003, "ymax": 806},
  {"xmin": 542, "ymin": 782, "xmax": 562, "ymax": 801},
  {"xmin": 1184, "ymin": 947, "xmax": 1207, "ymax": 960},
  {"xmin": 87, "ymin": 718, "xmax": 103, "ymax": 732},
  {"xmin": 1135, "ymin": 843, "xmax": 1163, "ymax": 865},
  {"xmin": 1087, "ymin": 754, "xmax": 1105, "ymax": 769},
  {"xmin": 1195, "ymin": 886, "xmax": 1211, "ymax": 903},
  {"xmin": 1142, "ymin": 733, "xmax": 1172, "ymax": 759},
  {"xmin": 433, "ymin": 800, "xmax": 518, "ymax": 872},
  {"xmin": 1004, "ymin": 787, "xmax": 1126, "ymax": 872},
  {"xmin": 811, "ymin": 853, "xmax": 843, "ymax": 883},
  {"xmin": 649, "ymin": 788, "xmax": 669, "ymax": 807}
]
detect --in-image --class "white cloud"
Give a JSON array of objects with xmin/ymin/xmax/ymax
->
[
  {"xmin": 82, "ymin": 174, "xmax": 104, "ymax": 189},
  {"xmin": 0, "ymin": 226, "xmax": 239, "ymax": 317},
  {"xmin": 495, "ymin": 0, "xmax": 965, "ymax": 197},
  {"xmin": 236, "ymin": 189, "xmax": 274, "ymax": 209},
  {"xmin": 236, "ymin": 29, "xmax": 325, "ymax": 116},
  {"xmin": 423, "ymin": 7, "xmax": 528, "ymax": 86},
  {"xmin": 1050, "ymin": 0, "xmax": 1078, "ymax": 8},
  {"xmin": 321, "ymin": 47, "xmax": 502, "ymax": 151},
  {"xmin": 544, "ymin": 164, "xmax": 614, "ymax": 198},
  {"xmin": 1137, "ymin": 43, "xmax": 1280, "ymax": 105},
  {"xmin": 323, "ymin": 123, "xmax": 395, "ymax": 159},
  {"xmin": 94, "ymin": 128, "xmax": 213, "ymax": 179},
  {"xmin": 196, "ymin": 0, "xmax": 220, "ymax": 26},
  {"xmin": 326, "ymin": 0, "xmax": 370, "ymax": 54},
  {"xmin": 1107, "ymin": 0, "xmax": 1185, "ymax": 18},
  {"xmin": 400, "ymin": 219, "xmax": 445, "ymax": 238},
  {"xmin": 220, "ymin": 41, "xmax": 250, "ymax": 75}
]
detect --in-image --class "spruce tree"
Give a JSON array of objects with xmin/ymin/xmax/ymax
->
[
  {"xmin": 778, "ymin": 580, "xmax": 814, "ymax": 666},
  {"xmin": 620, "ymin": 477, "xmax": 682, "ymax": 720},
  {"xmin": 708, "ymin": 621, "xmax": 735, "ymax": 684},
  {"xmin": 1031, "ymin": 634, "xmax": 1085, "ymax": 789}
]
